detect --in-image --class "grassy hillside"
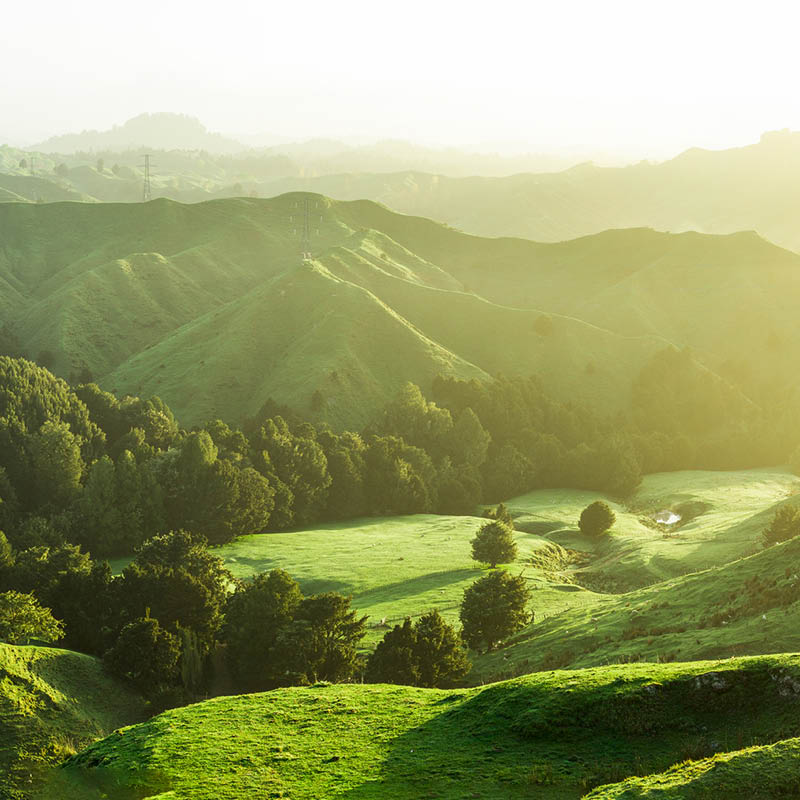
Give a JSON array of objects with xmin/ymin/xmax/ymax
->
[
  {"xmin": 0, "ymin": 644, "xmax": 144, "ymax": 800},
  {"xmin": 3, "ymin": 195, "xmax": 796, "ymax": 426},
  {"xmin": 128, "ymin": 468, "xmax": 794, "ymax": 660},
  {"xmin": 41, "ymin": 654, "xmax": 800, "ymax": 799}
]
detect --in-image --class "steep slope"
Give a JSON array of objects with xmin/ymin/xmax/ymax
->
[
  {"xmin": 2, "ymin": 195, "xmax": 798, "ymax": 426},
  {"xmin": 0, "ymin": 644, "xmax": 144, "ymax": 799},
  {"xmin": 44, "ymin": 655, "xmax": 800, "ymax": 800},
  {"xmin": 102, "ymin": 262, "xmax": 490, "ymax": 427}
]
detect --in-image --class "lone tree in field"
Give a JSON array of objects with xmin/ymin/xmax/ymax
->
[
  {"xmin": 579, "ymin": 501, "xmax": 616, "ymax": 537},
  {"xmin": 459, "ymin": 571, "xmax": 531, "ymax": 652},
  {"xmin": 762, "ymin": 505, "xmax": 800, "ymax": 548},
  {"xmin": 366, "ymin": 609, "xmax": 471, "ymax": 688},
  {"xmin": 471, "ymin": 520, "xmax": 517, "ymax": 568}
]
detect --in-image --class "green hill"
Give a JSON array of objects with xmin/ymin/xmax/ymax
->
[
  {"xmin": 40, "ymin": 654, "xmax": 800, "ymax": 800},
  {"xmin": 0, "ymin": 643, "xmax": 144, "ymax": 800},
  {"xmin": 4, "ymin": 195, "xmax": 796, "ymax": 427}
]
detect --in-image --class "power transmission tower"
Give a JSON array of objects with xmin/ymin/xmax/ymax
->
[
  {"xmin": 290, "ymin": 197, "xmax": 319, "ymax": 263},
  {"xmin": 140, "ymin": 154, "xmax": 153, "ymax": 202}
]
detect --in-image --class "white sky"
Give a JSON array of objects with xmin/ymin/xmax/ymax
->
[{"xmin": 2, "ymin": 0, "xmax": 800, "ymax": 157}]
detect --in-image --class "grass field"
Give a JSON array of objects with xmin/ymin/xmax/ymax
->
[
  {"xmin": 41, "ymin": 653, "xmax": 800, "ymax": 800},
  {"xmin": 0, "ymin": 644, "xmax": 145, "ymax": 800},
  {"xmin": 198, "ymin": 468, "xmax": 800, "ymax": 664}
]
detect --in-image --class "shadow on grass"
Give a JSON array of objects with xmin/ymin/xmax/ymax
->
[{"xmin": 352, "ymin": 569, "xmax": 480, "ymax": 614}]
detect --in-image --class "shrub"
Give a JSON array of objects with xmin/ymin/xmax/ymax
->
[
  {"xmin": 579, "ymin": 501, "xmax": 616, "ymax": 536},
  {"xmin": 762, "ymin": 505, "xmax": 800, "ymax": 548},
  {"xmin": 0, "ymin": 590, "xmax": 63, "ymax": 645}
]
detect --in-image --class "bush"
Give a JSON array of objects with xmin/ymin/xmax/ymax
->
[
  {"xmin": 762, "ymin": 505, "xmax": 800, "ymax": 548},
  {"xmin": 0, "ymin": 590, "xmax": 63, "ymax": 644},
  {"xmin": 579, "ymin": 501, "xmax": 616, "ymax": 536},
  {"xmin": 460, "ymin": 571, "xmax": 531, "ymax": 652}
]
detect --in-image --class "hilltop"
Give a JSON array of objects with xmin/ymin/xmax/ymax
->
[
  {"xmin": 31, "ymin": 113, "xmax": 246, "ymax": 155},
  {"xmin": 266, "ymin": 129, "xmax": 800, "ymax": 253},
  {"xmin": 2, "ymin": 195, "xmax": 798, "ymax": 428}
]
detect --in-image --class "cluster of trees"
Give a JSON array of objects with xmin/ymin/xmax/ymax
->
[
  {"xmin": 2, "ymin": 351, "xmax": 794, "ymax": 565},
  {"xmin": 0, "ymin": 358, "xmax": 627, "ymax": 563},
  {"xmin": 0, "ymin": 521, "xmax": 533, "ymax": 701}
]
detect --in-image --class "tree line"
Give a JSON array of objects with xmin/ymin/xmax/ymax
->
[{"xmin": 0, "ymin": 352, "xmax": 793, "ymax": 562}]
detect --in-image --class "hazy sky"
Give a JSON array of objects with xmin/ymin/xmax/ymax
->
[{"xmin": 3, "ymin": 0, "xmax": 800, "ymax": 157}]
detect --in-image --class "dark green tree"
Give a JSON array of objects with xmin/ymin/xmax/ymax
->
[
  {"xmin": 276, "ymin": 593, "xmax": 367, "ymax": 684},
  {"xmin": 413, "ymin": 609, "xmax": 470, "ymax": 688},
  {"xmin": 366, "ymin": 618, "xmax": 418, "ymax": 685},
  {"xmin": 459, "ymin": 571, "xmax": 531, "ymax": 652},
  {"xmin": 117, "ymin": 531, "xmax": 232, "ymax": 650},
  {"xmin": 482, "ymin": 502, "xmax": 514, "ymax": 527},
  {"xmin": 0, "ymin": 531, "xmax": 12, "ymax": 572},
  {"xmin": 104, "ymin": 617, "xmax": 181, "ymax": 698},
  {"xmin": 222, "ymin": 569, "xmax": 303, "ymax": 691},
  {"xmin": 762, "ymin": 505, "xmax": 800, "ymax": 548},
  {"xmin": 471, "ymin": 520, "xmax": 517, "ymax": 568},
  {"xmin": 578, "ymin": 501, "xmax": 616, "ymax": 536},
  {"xmin": 482, "ymin": 443, "xmax": 534, "ymax": 502}
]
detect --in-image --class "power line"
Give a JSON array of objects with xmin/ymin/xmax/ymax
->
[{"xmin": 140, "ymin": 154, "xmax": 153, "ymax": 202}]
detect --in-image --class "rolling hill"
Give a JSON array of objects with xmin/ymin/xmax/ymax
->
[
  {"xmin": 39, "ymin": 653, "xmax": 800, "ymax": 799},
  {"xmin": 0, "ymin": 643, "xmax": 144, "ymax": 799},
  {"xmin": 4, "ymin": 195, "xmax": 800, "ymax": 428}
]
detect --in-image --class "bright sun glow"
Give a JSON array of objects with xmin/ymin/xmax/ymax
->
[{"xmin": 3, "ymin": 0, "xmax": 800, "ymax": 156}]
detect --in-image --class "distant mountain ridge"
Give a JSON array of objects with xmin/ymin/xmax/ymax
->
[
  {"xmin": 33, "ymin": 112, "xmax": 246, "ymax": 154},
  {"xmin": 6, "ymin": 128, "xmax": 800, "ymax": 253}
]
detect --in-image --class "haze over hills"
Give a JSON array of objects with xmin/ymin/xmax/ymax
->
[
  {"xmin": 32, "ymin": 112, "xmax": 247, "ymax": 155},
  {"xmin": 7, "ymin": 125, "xmax": 800, "ymax": 256},
  {"xmin": 0, "ymin": 195, "xmax": 677, "ymax": 427}
]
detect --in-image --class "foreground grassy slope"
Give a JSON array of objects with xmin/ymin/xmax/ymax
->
[
  {"xmin": 45, "ymin": 654, "xmax": 800, "ymax": 800},
  {"xmin": 586, "ymin": 737, "xmax": 800, "ymax": 799},
  {"xmin": 0, "ymin": 644, "xmax": 144, "ymax": 800}
]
